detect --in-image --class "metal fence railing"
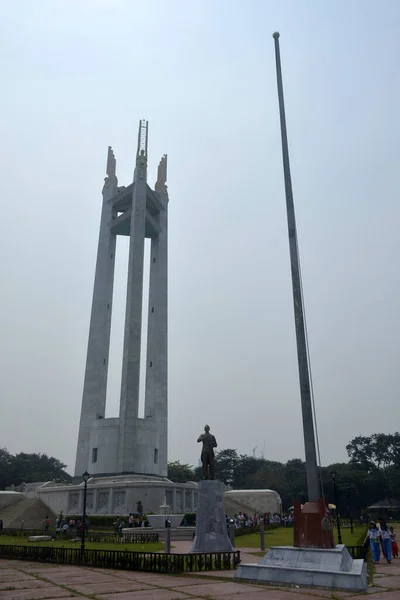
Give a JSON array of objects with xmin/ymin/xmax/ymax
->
[{"xmin": 0, "ymin": 544, "xmax": 241, "ymax": 572}]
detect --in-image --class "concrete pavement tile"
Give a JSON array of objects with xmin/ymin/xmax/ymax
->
[
  {"xmin": 88, "ymin": 568, "xmax": 128, "ymax": 575},
  {"xmin": 0, "ymin": 588, "xmax": 73, "ymax": 599},
  {"xmin": 96, "ymin": 571, "xmax": 147, "ymax": 581},
  {"xmin": 375, "ymin": 564, "xmax": 400, "ymax": 575},
  {"xmin": 285, "ymin": 586, "xmax": 353, "ymax": 597},
  {"xmin": 203, "ymin": 591, "xmax": 317, "ymax": 600},
  {"xmin": 67, "ymin": 581, "xmax": 156, "ymax": 594},
  {"xmin": 0, "ymin": 581, "xmax": 55, "ymax": 591},
  {"xmin": 127, "ymin": 574, "xmax": 193, "ymax": 584},
  {"xmin": 188, "ymin": 569, "xmax": 236, "ymax": 578},
  {"xmin": 17, "ymin": 567, "xmax": 78, "ymax": 574},
  {"xmin": 0, "ymin": 569, "xmax": 21, "ymax": 575},
  {"xmin": 373, "ymin": 575, "xmax": 400, "ymax": 588},
  {"xmin": 0, "ymin": 562, "xmax": 29, "ymax": 568},
  {"xmin": 167, "ymin": 581, "xmax": 266, "ymax": 596},
  {"xmin": 43, "ymin": 574, "xmax": 122, "ymax": 585},
  {"xmin": 150, "ymin": 575, "xmax": 217, "ymax": 587},
  {"xmin": 350, "ymin": 592, "xmax": 400, "ymax": 600},
  {"xmin": 126, "ymin": 573, "xmax": 230, "ymax": 587},
  {"xmin": 98, "ymin": 590, "xmax": 190, "ymax": 600},
  {"xmin": 19, "ymin": 570, "xmax": 87, "ymax": 578},
  {"xmin": 0, "ymin": 575, "xmax": 36, "ymax": 582}
]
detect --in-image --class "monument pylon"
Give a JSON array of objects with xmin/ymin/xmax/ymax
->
[
  {"xmin": 74, "ymin": 120, "xmax": 168, "ymax": 480},
  {"xmin": 33, "ymin": 123, "xmax": 198, "ymax": 516}
]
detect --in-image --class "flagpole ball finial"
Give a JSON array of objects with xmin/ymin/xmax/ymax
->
[{"xmin": 273, "ymin": 32, "xmax": 280, "ymax": 39}]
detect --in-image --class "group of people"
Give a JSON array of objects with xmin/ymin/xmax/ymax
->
[
  {"xmin": 113, "ymin": 513, "xmax": 149, "ymax": 535},
  {"xmin": 365, "ymin": 519, "xmax": 398, "ymax": 564},
  {"xmin": 226, "ymin": 512, "xmax": 283, "ymax": 529},
  {"xmin": 281, "ymin": 513, "xmax": 295, "ymax": 527},
  {"xmin": 52, "ymin": 515, "xmax": 88, "ymax": 538},
  {"xmin": 127, "ymin": 513, "xmax": 148, "ymax": 528}
]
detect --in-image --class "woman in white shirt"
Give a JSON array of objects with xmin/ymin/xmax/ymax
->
[
  {"xmin": 365, "ymin": 521, "xmax": 381, "ymax": 564},
  {"xmin": 378, "ymin": 518, "xmax": 392, "ymax": 564}
]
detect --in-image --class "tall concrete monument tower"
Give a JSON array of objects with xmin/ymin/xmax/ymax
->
[{"xmin": 75, "ymin": 120, "xmax": 169, "ymax": 479}]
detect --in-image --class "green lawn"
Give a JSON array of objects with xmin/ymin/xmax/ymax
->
[
  {"xmin": 235, "ymin": 525, "xmax": 366, "ymax": 549},
  {"xmin": 0, "ymin": 524, "xmax": 369, "ymax": 553},
  {"xmin": 0, "ymin": 535, "xmax": 164, "ymax": 552}
]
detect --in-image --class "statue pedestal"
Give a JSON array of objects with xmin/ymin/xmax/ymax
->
[{"xmin": 191, "ymin": 480, "xmax": 234, "ymax": 553}]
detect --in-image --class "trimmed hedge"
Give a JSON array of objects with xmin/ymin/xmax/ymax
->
[
  {"xmin": 65, "ymin": 515, "xmax": 146, "ymax": 529},
  {"xmin": 183, "ymin": 513, "xmax": 196, "ymax": 526}
]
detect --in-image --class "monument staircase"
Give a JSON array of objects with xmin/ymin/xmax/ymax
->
[
  {"xmin": 0, "ymin": 498, "xmax": 56, "ymax": 529},
  {"xmin": 223, "ymin": 493, "xmax": 260, "ymax": 517}
]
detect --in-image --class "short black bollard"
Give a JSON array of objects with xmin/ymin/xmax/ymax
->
[
  {"xmin": 164, "ymin": 519, "xmax": 171, "ymax": 554},
  {"xmin": 229, "ymin": 518, "xmax": 235, "ymax": 548},
  {"xmin": 260, "ymin": 521, "xmax": 265, "ymax": 552}
]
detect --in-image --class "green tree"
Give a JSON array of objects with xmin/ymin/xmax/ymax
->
[
  {"xmin": 193, "ymin": 449, "xmax": 241, "ymax": 484},
  {"xmin": 167, "ymin": 461, "xmax": 194, "ymax": 483},
  {"xmin": 281, "ymin": 459, "xmax": 307, "ymax": 507},
  {"xmin": 346, "ymin": 435, "xmax": 375, "ymax": 470},
  {"xmin": 321, "ymin": 461, "xmax": 387, "ymax": 515},
  {"xmin": 233, "ymin": 455, "xmax": 263, "ymax": 488},
  {"xmin": 0, "ymin": 447, "xmax": 14, "ymax": 489},
  {"xmin": 346, "ymin": 433, "xmax": 400, "ymax": 471},
  {"xmin": 0, "ymin": 449, "xmax": 71, "ymax": 488},
  {"xmin": 213, "ymin": 449, "xmax": 240, "ymax": 485},
  {"xmin": 12, "ymin": 452, "xmax": 71, "ymax": 484},
  {"xmin": 244, "ymin": 460, "xmax": 284, "ymax": 492}
]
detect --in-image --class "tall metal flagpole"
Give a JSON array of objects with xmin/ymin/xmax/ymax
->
[{"xmin": 272, "ymin": 32, "xmax": 320, "ymax": 502}]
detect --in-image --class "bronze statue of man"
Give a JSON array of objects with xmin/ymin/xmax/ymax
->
[{"xmin": 197, "ymin": 425, "xmax": 218, "ymax": 480}]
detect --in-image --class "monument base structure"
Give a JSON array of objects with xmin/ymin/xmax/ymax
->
[
  {"xmin": 224, "ymin": 488, "xmax": 282, "ymax": 516},
  {"xmin": 294, "ymin": 500, "xmax": 334, "ymax": 549},
  {"xmin": 235, "ymin": 545, "xmax": 367, "ymax": 591},
  {"xmin": 235, "ymin": 500, "xmax": 366, "ymax": 591},
  {"xmin": 191, "ymin": 480, "xmax": 233, "ymax": 553},
  {"xmin": 34, "ymin": 475, "xmax": 198, "ymax": 516}
]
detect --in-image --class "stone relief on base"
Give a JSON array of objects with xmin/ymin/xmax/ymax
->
[
  {"xmin": 113, "ymin": 491, "xmax": 126, "ymax": 511},
  {"xmin": 68, "ymin": 493, "xmax": 79, "ymax": 512},
  {"xmin": 98, "ymin": 491, "xmax": 109, "ymax": 511}
]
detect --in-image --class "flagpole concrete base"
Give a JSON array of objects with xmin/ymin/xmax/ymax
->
[{"xmin": 235, "ymin": 545, "xmax": 367, "ymax": 592}]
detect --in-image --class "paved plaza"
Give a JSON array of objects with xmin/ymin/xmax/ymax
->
[{"xmin": 1, "ymin": 551, "xmax": 400, "ymax": 600}]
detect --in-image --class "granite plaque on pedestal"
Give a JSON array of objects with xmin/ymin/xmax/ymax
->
[{"xmin": 191, "ymin": 480, "xmax": 234, "ymax": 552}]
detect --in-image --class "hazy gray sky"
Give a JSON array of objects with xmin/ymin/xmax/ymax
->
[{"xmin": 1, "ymin": 0, "xmax": 399, "ymax": 475}]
